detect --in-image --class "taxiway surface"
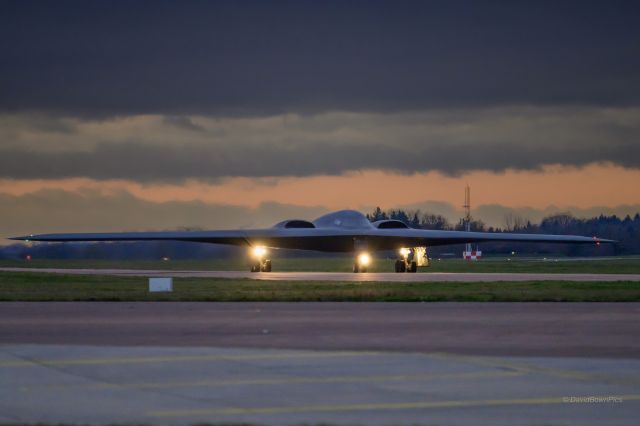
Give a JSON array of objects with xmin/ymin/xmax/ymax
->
[
  {"xmin": 2, "ymin": 267, "xmax": 640, "ymax": 281},
  {"xmin": 2, "ymin": 303, "xmax": 639, "ymax": 425},
  {"xmin": 2, "ymin": 302, "xmax": 639, "ymax": 357},
  {"xmin": 2, "ymin": 344, "xmax": 639, "ymax": 426}
]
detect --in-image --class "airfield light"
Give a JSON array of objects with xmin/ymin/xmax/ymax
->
[
  {"xmin": 252, "ymin": 246, "xmax": 267, "ymax": 258},
  {"xmin": 399, "ymin": 248, "xmax": 411, "ymax": 257},
  {"xmin": 357, "ymin": 253, "xmax": 371, "ymax": 266}
]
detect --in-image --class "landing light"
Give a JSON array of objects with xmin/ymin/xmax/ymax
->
[
  {"xmin": 357, "ymin": 253, "xmax": 371, "ymax": 266},
  {"xmin": 399, "ymin": 248, "xmax": 411, "ymax": 257},
  {"xmin": 251, "ymin": 246, "xmax": 267, "ymax": 258}
]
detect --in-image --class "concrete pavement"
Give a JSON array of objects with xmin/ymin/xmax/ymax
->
[
  {"xmin": 1, "ymin": 344, "xmax": 639, "ymax": 425},
  {"xmin": 2, "ymin": 302, "xmax": 640, "ymax": 357},
  {"xmin": 2, "ymin": 301, "xmax": 640, "ymax": 425}
]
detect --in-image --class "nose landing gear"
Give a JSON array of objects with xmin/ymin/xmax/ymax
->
[
  {"xmin": 249, "ymin": 246, "xmax": 272, "ymax": 272},
  {"xmin": 353, "ymin": 252, "xmax": 371, "ymax": 273}
]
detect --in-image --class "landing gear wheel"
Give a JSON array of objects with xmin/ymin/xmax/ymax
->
[
  {"xmin": 353, "ymin": 263, "xmax": 359, "ymax": 273},
  {"xmin": 261, "ymin": 260, "xmax": 272, "ymax": 272},
  {"xmin": 395, "ymin": 259, "xmax": 406, "ymax": 273},
  {"xmin": 251, "ymin": 259, "xmax": 272, "ymax": 272},
  {"xmin": 409, "ymin": 260, "xmax": 418, "ymax": 273}
]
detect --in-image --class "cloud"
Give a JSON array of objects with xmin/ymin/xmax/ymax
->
[
  {"xmin": 0, "ymin": 2, "xmax": 639, "ymax": 117},
  {"xmin": 0, "ymin": 107, "xmax": 639, "ymax": 180},
  {"xmin": 2, "ymin": 188, "xmax": 638, "ymax": 244},
  {"xmin": 161, "ymin": 116, "xmax": 205, "ymax": 132},
  {"xmin": 0, "ymin": 189, "xmax": 328, "ymax": 242}
]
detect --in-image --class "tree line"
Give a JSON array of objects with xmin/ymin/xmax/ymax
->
[
  {"xmin": 1, "ymin": 208, "xmax": 638, "ymax": 259},
  {"xmin": 367, "ymin": 207, "xmax": 640, "ymax": 256}
]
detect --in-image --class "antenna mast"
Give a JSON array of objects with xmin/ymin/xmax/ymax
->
[
  {"xmin": 462, "ymin": 185, "xmax": 481, "ymax": 260},
  {"xmin": 463, "ymin": 185, "xmax": 471, "ymax": 255},
  {"xmin": 464, "ymin": 184, "xmax": 471, "ymax": 233}
]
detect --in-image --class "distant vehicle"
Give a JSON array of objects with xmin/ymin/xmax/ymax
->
[{"xmin": 12, "ymin": 210, "xmax": 612, "ymax": 273}]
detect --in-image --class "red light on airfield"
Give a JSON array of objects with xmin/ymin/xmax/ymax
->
[{"xmin": 25, "ymin": 255, "xmax": 32, "ymax": 261}]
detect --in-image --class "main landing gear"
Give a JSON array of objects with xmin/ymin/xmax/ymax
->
[
  {"xmin": 395, "ymin": 248, "xmax": 418, "ymax": 273},
  {"xmin": 249, "ymin": 246, "xmax": 272, "ymax": 272},
  {"xmin": 250, "ymin": 259, "xmax": 272, "ymax": 272}
]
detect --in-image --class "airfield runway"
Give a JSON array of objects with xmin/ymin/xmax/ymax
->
[
  {"xmin": 3, "ymin": 267, "xmax": 640, "ymax": 281},
  {"xmin": 1, "ymin": 302, "xmax": 640, "ymax": 425},
  {"xmin": 2, "ymin": 302, "xmax": 639, "ymax": 357},
  {"xmin": 2, "ymin": 269, "xmax": 639, "ymax": 424}
]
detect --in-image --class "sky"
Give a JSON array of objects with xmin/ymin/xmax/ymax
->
[{"xmin": 1, "ymin": 0, "xmax": 640, "ymax": 241}]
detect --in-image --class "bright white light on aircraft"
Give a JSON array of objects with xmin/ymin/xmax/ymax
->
[
  {"xmin": 399, "ymin": 248, "xmax": 410, "ymax": 257},
  {"xmin": 252, "ymin": 246, "xmax": 267, "ymax": 258},
  {"xmin": 357, "ymin": 253, "xmax": 371, "ymax": 266}
]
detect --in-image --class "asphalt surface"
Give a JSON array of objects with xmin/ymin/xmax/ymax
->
[
  {"xmin": 2, "ymin": 302, "xmax": 639, "ymax": 425},
  {"xmin": 2, "ymin": 302, "xmax": 639, "ymax": 357},
  {"xmin": 3, "ymin": 267, "xmax": 640, "ymax": 281},
  {"xmin": 1, "ymin": 344, "xmax": 639, "ymax": 425}
]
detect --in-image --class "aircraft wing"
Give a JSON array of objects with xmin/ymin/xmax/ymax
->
[
  {"xmin": 10, "ymin": 230, "xmax": 253, "ymax": 246},
  {"xmin": 11, "ymin": 227, "xmax": 613, "ymax": 252},
  {"xmin": 10, "ymin": 228, "xmax": 376, "ymax": 252},
  {"xmin": 367, "ymin": 228, "xmax": 613, "ymax": 250}
]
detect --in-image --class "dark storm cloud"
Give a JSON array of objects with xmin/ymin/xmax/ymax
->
[
  {"xmin": 1, "ymin": 135, "xmax": 638, "ymax": 180},
  {"xmin": 1, "ymin": 106, "xmax": 638, "ymax": 178},
  {"xmin": 162, "ymin": 116, "xmax": 205, "ymax": 132},
  {"xmin": 1, "ymin": 1, "xmax": 639, "ymax": 117}
]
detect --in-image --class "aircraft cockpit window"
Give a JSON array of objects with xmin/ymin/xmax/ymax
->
[{"xmin": 313, "ymin": 210, "xmax": 373, "ymax": 229}]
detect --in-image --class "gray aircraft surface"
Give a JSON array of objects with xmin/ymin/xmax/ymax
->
[{"xmin": 12, "ymin": 210, "xmax": 612, "ymax": 273}]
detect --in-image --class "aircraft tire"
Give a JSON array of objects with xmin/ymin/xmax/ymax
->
[
  {"xmin": 262, "ymin": 260, "xmax": 272, "ymax": 272},
  {"xmin": 409, "ymin": 261, "xmax": 418, "ymax": 273}
]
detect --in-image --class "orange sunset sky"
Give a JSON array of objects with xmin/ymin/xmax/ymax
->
[
  {"xmin": 2, "ymin": 164, "xmax": 639, "ymax": 210},
  {"xmin": 1, "ymin": 2, "xmax": 640, "ymax": 242}
]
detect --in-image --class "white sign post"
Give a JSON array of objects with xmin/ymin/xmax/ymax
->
[{"xmin": 149, "ymin": 277, "xmax": 173, "ymax": 292}]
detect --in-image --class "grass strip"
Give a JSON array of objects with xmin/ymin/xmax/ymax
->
[{"xmin": 1, "ymin": 272, "xmax": 639, "ymax": 302}]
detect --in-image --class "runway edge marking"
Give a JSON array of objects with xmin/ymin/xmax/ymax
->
[
  {"xmin": 0, "ymin": 350, "xmax": 383, "ymax": 368},
  {"xmin": 147, "ymin": 394, "xmax": 640, "ymax": 417}
]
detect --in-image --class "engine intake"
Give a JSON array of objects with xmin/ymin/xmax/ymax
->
[
  {"xmin": 372, "ymin": 220, "xmax": 409, "ymax": 229},
  {"xmin": 273, "ymin": 220, "xmax": 316, "ymax": 229}
]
